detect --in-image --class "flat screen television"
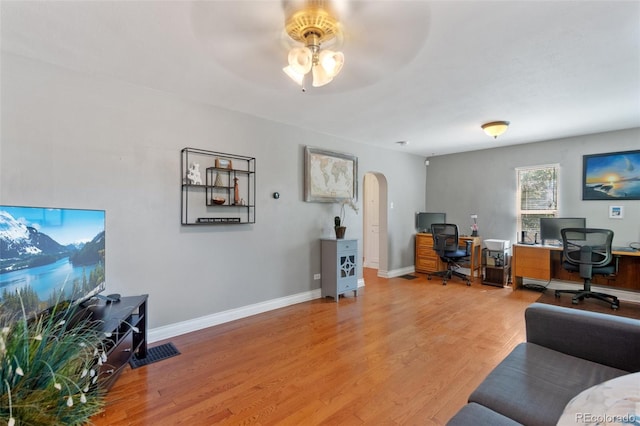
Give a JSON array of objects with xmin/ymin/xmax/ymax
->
[
  {"xmin": 416, "ymin": 212, "xmax": 446, "ymax": 233},
  {"xmin": 539, "ymin": 217, "xmax": 586, "ymax": 246},
  {"xmin": 0, "ymin": 205, "xmax": 105, "ymax": 320}
]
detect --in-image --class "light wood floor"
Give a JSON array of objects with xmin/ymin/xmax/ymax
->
[{"xmin": 92, "ymin": 269, "xmax": 541, "ymax": 425}]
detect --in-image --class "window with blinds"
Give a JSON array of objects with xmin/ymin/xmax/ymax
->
[{"xmin": 516, "ymin": 164, "xmax": 559, "ymax": 242}]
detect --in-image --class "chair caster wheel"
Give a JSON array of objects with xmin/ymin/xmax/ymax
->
[
  {"xmin": 466, "ymin": 282, "xmax": 471, "ymax": 286},
  {"xmin": 572, "ymin": 299, "xmax": 579, "ymax": 305},
  {"xmin": 442, "ymin": 281, "xmax": 447, "ymax": 286},
  {"xmin": 554, "ymin": 291, "xmax": 561, "ymax": 298},
  {"xmin": 612, "ymin": 304, "xmax": 619, "ymax": 310},
  {"xmin": 427, "ymin": 276, "xmax": 432, "ymax": 280}
]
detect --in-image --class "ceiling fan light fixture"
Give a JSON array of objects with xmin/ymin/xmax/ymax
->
[
  {"xmin": 311, "ymin": 62, "xmax": 333, "ymax": 87},
  {"xmin": 287, "ymin": 47, "xmax": 313, "ymax": 74},
  {"xmin": 481, "ymin": 121, "xmax": 510, "ymax": 139},
  {"xmin": 283, "ymin": 65, "xmax": 306, "ymax": 85},
  {"xmin": 282, "ymin": 1, "xmax": 344, "ymax": 89},
  {"xmin": 311, "ymin": 50, "xmax": 345, "ymax": 87},
  {"xmin": 318, "ymin": 49, "xmax": 344, "ymax": 77}
]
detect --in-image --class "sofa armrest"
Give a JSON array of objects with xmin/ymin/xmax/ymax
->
[{"xmin": 525, "ymin": 303, "xmax": 640, "ymax": 372}]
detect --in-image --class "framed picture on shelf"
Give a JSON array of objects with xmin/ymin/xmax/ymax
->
[
  {"xmin": 304, "ymin": 146, "xmax": 358, "ymax": 202},
  {"xmin": 582, "ymin": 149, "xmax": 640, "ymax": 200},
  {"xmin": 215, "ymin": 158, "xmax": 233, "ymax": 169}
]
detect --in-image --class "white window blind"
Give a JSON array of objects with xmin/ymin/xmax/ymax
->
[{"xmin": 516, "ymin": 165, "xmax": 559, "ymax": 242}]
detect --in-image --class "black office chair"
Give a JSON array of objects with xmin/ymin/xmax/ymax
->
[
  {"xmin": 555, "ymin": 228, "xmax": 619, "ymax": 309},
  {"xmin": 428, "ymin": 223, "xmax": 471, "ymax": 286}
]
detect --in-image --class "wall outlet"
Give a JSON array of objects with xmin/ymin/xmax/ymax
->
[{"xmin": 313, "ymin": 273, "xmax": 321, "ymax": 280}]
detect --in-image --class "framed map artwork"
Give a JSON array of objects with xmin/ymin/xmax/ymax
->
[{"xmin": 304, "ymin": 147, "xmax": 358, "ymax": 202}]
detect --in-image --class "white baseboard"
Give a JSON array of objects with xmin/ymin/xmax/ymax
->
[
  {"xmin": 378, "ymin": 266, "xmax": 415, "ymax": 278},
  {"xmin": 149, "ymin": 278, "xmax": 367, "ymax": 344},
  {"xmin": 149, "ymin": 288, "xmax": 321, "ymax": 343}
]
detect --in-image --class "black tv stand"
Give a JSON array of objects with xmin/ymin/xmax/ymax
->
[{"xmin": 85, "ymin": 294, "xmax": 148, "ymax": 390}]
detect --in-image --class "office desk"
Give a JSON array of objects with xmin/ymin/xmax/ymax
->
[
  {"xmin": 415, "ymin": 233, "xmax": 482, "ymax": 278},
  {"xmin": 511, "ymin": 243, "xmax": 640, "ymax": 291}
]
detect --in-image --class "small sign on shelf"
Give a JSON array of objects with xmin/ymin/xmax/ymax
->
[{"xmin": 197, "ymin": 217, "xmax": 241, "ymax": 224}]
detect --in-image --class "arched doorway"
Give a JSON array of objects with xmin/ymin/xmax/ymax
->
[{"xmin": 363, "ymin": 172, "xmax": 388, "ymax": 275}]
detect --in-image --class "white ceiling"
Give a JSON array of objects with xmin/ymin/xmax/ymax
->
[{"xmin": 2, "ymin": 1, "xmax": 639, "ymax": 157}]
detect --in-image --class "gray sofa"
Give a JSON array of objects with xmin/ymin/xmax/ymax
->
[{"xmin": 447, "ymin": 302, "xmax": 640, "ymax": 426}]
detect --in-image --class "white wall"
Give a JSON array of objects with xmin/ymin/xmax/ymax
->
[
  {"xmin": 425, "ymin": 128, "xmax": 640, "ymax": 247},
  {"xmin": 1, "ymin": 54, "xmax": 427, "ymax": 329}
]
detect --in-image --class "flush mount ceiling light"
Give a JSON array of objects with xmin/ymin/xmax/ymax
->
[
  {"xmin": 481, "ymin": 121, "xmax": 510, "ymax": 139},
  {"xmin": 283, "ymin": 1, "xmax": 345, "ymax": 90}
]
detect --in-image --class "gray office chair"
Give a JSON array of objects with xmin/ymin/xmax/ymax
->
[
  {"xmin": 428, "ymin": 223, "xmax": 471, "ymax": 286},
  {"xmin": 555, "ymin": 228, "xmax": 619, "ymax": 309}
]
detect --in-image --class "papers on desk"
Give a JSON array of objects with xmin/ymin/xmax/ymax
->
[{"xmin": 613, "ymin": 246, "xmax": 639, "ymax": 253}]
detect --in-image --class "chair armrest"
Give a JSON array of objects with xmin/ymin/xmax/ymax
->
[{"xmin": 525, "ymin": 303, "xmax": 640, "ymax": 372}]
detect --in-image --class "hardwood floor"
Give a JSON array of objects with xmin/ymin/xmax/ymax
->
[{"xmin": 92, "ymin": 269, "xmax": 541, "ymax": 425}]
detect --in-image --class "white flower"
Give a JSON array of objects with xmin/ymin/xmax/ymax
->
[
  {"xmin": 66, "ymin": 396, "xmax": 73, "ymax": 407},
  {"xmin": 89, "ymin": 369, "xmax": 96, "ymax": 377},
  {"xmin": 104, "ymin": 332, "xmax": 112, "ymax": 338},
  {"xmin": 15, "ymin": 367, "xmax": 24, "ymax": 377},
  {"xmin": 341, "ymin": 198, "xmax": 359, "ymax": 214},
  {"xmin": 83, "ymin": 385, "xmax": 89, "ymax": 393},
  {"xmin": 81, "ymin": 368, "xmax": 88, "ymax": 378},
  {"xmin": 8, "ymin": 418, "xmax": 15, "ymax": 426},
  {"xmin": 336, "ymin": 198, "xmax": 359, "ymax": 227},
  {"xmin": 131, "ymin": 326, "xmax": 139, "ymax": 333},
  {"xmin": 101, "ymin": 352, "xmax": 107, "ymax": 363},
  {"xmin": 80, "ymin": 393, "xmax": 87, "ymax": 404},
  {"xmin": 54, "ymin": 382, "xmax": 62, "ymax": 391},
  {"xmin": 33, "ymin": 334, "xmax": 42, "ymax": 341},
  {"xmin": 57, "ymin": 320, "xmax": 66, "ymax": 327},
  {"xmin": 2, "ymin": 327, "xmax": 10, "ymax": 334}
]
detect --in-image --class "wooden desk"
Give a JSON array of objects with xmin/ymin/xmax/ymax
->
[
  {"xmin": 415, "ymin": 233, "xmax": 482, "ymax": 278},
  {"xmin": 511, "ymin": 244, "xmax": 640, "ymax": 291}
]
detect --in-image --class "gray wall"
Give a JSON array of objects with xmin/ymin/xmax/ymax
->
[
  {"xmin": 425, "ymin": 128, "xmax": 640, "ymax": 247},
  {"xmin": 0, "ymin": 54, "xmax": 426, "ymax": 329}
]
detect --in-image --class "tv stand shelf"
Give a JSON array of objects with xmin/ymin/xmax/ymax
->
[{"xmin": 85, "ymin": 294, "xmax": 148, "ymax": 390}]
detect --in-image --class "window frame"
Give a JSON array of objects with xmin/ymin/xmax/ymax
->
[{"xmin": 516, "ymin": 164, "xmax": 560, "ymax": 242}]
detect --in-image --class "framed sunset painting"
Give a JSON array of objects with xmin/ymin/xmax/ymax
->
[{"xmin": 582, "ymin": 150, "xmax": 640, "ymax": 200}]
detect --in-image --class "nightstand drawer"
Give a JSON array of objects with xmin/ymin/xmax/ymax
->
[{"xmin": 336, "ymin": 240, "xmax": 356, "ymax": 252}]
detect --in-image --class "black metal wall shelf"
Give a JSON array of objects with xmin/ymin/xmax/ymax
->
[{"xmin": 181, "ymin": 147, "xmax": 255, "ymax": 225}]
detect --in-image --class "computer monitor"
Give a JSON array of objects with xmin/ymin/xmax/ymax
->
[
  {"xmin": 415, "ymin": 212, "xmax": 446, "ymax": 233},
  {"xmin": 539, "ymin": 217, "xmax": 586, "ymax": 245}
]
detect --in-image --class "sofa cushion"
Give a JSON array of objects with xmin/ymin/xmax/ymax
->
[
  {"xmin": 525, "ymin": 303, "xmax": 640, "ymax": 372},
  {"xmin": 469, "ymin": 342, "xmax": 629, "ymax": 426},
  {"xmin": 447, "ymin": 402, "xmax": 523, "ymax": 426}
]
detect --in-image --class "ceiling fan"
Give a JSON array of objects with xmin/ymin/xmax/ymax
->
[
  {"xmin": 189, "ymin": 0, "xmax": 431, "ymax": 93},
  {"xmin": 281, "ymin": 0, "xmax": 346, "ymax": 90}
]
